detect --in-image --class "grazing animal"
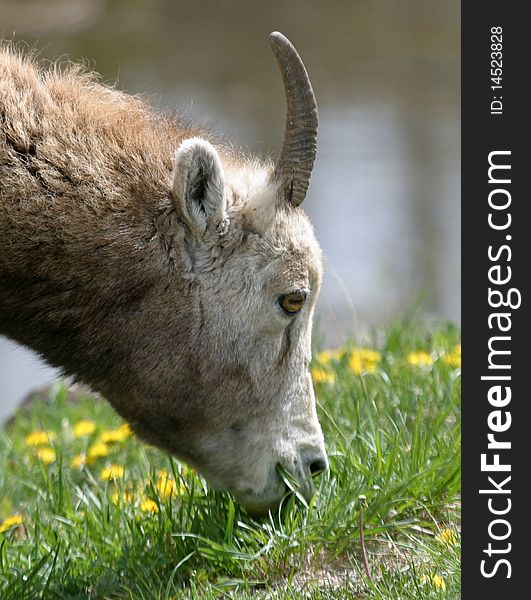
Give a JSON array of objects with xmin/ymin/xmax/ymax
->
[{"xmin": 0, "ymin": 32, "xmax": 328, "ymax": 513}]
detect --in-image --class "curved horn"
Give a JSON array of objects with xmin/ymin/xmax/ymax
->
[{"xmin": 269, "ymin": 31, "xmax": 318, "ymax": 207}]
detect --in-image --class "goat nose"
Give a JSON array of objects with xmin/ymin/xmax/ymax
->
[
  {"xmin": 303, "ymin": 450, "xmax": 329, "ymax": 476},
  {"xmin": 308, "ymin": 457, "xmax": 328, "ymax": 475},
  {"xmin": 294, "ymin": 450, "xmax": 328, "ymax": 503}
]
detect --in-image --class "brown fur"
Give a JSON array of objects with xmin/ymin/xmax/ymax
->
[{"xmin": 0, "ymin": 47, "xmax": 205, "ymax": 389}]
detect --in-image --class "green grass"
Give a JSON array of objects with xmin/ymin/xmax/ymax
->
[{"xmin": 0, "ymin": 320, "xmax": 461, "ymax": 598}]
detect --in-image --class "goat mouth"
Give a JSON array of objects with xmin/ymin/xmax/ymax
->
[
  {"xmin": 275, "ymin": 463, "xmax": 315, "ymax": 505},
  {"xmin": 242, "ymin": 483, "xmax": 313, "ymax": 518},
  {"xmin": 233, "ymin": 468, "xmax": 288, "ymax": 516},
  {"xmin": 232, "ymin": 462, "xmax": 319, "ymax": 516}
]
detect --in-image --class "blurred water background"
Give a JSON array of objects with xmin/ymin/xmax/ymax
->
[{"xmin": 0, "ymin": 0, "xmax": 460, "ymax": 422}]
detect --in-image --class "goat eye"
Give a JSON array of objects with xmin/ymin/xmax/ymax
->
[{"xmin": 279, "ymin": 291, "xmax": 307, "ymax": 315}]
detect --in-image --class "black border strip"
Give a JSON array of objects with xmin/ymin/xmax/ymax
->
[{"xmin": 462, "ymin": 3, "xmax": 527, "ymax": 596}]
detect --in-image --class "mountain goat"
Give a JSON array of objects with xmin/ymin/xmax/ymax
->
[{"xmin": 0, "ymin": 32, "xmax": 328, "ymax": 513}]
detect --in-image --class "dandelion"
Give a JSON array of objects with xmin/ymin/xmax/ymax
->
[
  {"xmin": 25, "ymin": 430, "xmax": 55, "ymax": 447},
  {"xmin": 407, "ymin": 351, "xmax": 434, "ymax": 367},
  {"xmin": 99, "ymin": 423, "xmax": 132, "ymax": 443},
  {"xmin": 317, "ymin": 348, "xmax": 345, "ymax": 364},
  {"xmin": 140, "ymin": 498, "xmax": 159, "ymax": 513},
  {"xmin": 70, "ymin": 454, "xmax": 84, "ymax": 469},
  {"xmin": 443, "ymin": 344, "xmax": 461, "ymax": 368},
  {"xmin": 70, "ymin": 453, "xmax": 94, "ymax": 469},
  {"xmin": 436, "ymin": 527, "xmax": 458, "ymax": 546},
  {"xmin": 311, "ymin": 367, "xmax": 335, "ymax": 384},
  {"xmin": 100, "ymin": 464, "xmax": 125, "ymax": 481},
  {"xmin": 0, "ymin": 515, "xmax": 23, "ymax": 533},
  {"xmin": 87, "ymin": 442, "xmax": 111, "ymax": 460},
  {"xmin": 73, "ymin": 420, "xmax": 96, "ymax": 437},
  {"xmin": 348, "ymin": 349, "xmax": 381, "ymax": 375},
  {"xmin": 154, "ymin": 469, "xmax": 185, "ymax": 498},
  {"xmin": 36, "ymin": 447, "xmax": 56, "ymax": 465},
  {"xmin": 111, "ymin": 490, "xmax": 134, "ymax": 505},
  {"xmin": 421, "ymin": 574, "xmax": 447, "ymax": 590}
]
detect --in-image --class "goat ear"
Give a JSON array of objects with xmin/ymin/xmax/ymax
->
[{"xmin": 171, "ymin": 138, "xmax": 226, "ymax": 236}]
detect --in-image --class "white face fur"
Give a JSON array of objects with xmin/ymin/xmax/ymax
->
[{"xmin": 170, "ymin": 138, "xmax": 328, "ymax": 513}]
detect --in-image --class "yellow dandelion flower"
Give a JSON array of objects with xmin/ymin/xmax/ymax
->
[
  {"xmin": 140, "ymin": 498, "xmax": 159, "ymax": 513},
  {"xmin": 70, "ymin": 453, "xmax": 94, "ymax": 469},
  {"xmin": 73, "ymin": 420, "xmax": 96, "ymax": 437},
  {"xmin": 100, "ymin": 464, "xmax": 125, "ymax": 481},
  {"xmin": 407, "ymin": 351, "xmax": 434, "ymax": 367},
  {"xmin": 120, "ymin": 423, "xmax": 133, "ymax": 436},
  {"xmin": 421, "ymin": 574, "xmax": 447, "ymax": 590},
  {"xmin": 154, "ymin": 471, "xmax": 186, "ymax": 498},
  {"xmin": 99, "ymin": 423, "xmax": 132, "ymax": 443},
  {"xmin": 0, "ymin": 515, "xmax": 23, "ymax": 533},
  {"xmin": 87, "ymin": 442, "xmax": 111, "ymax": 460},
  {"xmin": 436, "ymin": 527, "xmax": 458, "ymax": 546},
  {"xmin": 317, "ymin": 348, "xmax": 345, "ymax": 364},
  {"xmin": 36, "ymin": 447, "xmax": 56, "ymax": 465},
  {"xmin": 25, "ymin": 430, "xmax": 56, "ymax": 447},
  {"xmin": 348, "ymin": 349, "xmax": 381, "ymax": 375},
  {"xmin": 111, "ymin": 490, "xmax": 134, "ymax": 505},
  {"xmin": 157, "ymin": 477, "xmax": 177, "ymax": 499},
  {"xmin": 443, "ymin": 344, "xmax": 461, "ymax": 368},
  {"xmin": 311, "ymin": 367, "xmax": 335, "ymax": 384},
  {"xmin": 70, "ymin": 454, "xmax": 84, "ymax": 469}
]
